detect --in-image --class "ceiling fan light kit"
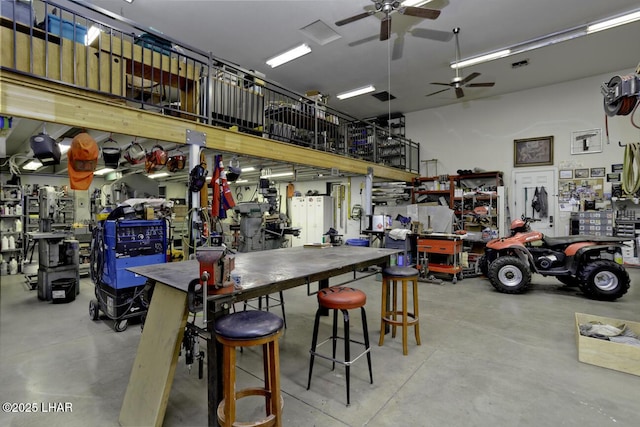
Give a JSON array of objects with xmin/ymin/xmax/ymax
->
[{"xmin": 335, "ymin": 0, "xmax": 440, "ymax": 41}]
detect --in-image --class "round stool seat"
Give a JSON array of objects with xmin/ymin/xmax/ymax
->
[
  {"xmin": 383, "ymin": 266, "xmax": 419, "ymax": 277},
  {"xmin": 214, "ymin": 310, "xmax": 284, "ymax": 340},
  {"xmin": 317, "ymin": 287, "xmax": 366, "ymax": 310}
]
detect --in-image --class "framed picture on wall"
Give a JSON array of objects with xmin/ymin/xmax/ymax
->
[
  {"xmin": 514, "ymin": 136, "xmax": 554, "ymax": 167},
  {"xmin": 612, "ymin": 163, "xmax": 623, "ymax": 173},
  {"xmin": 559, "ymin": 169, "xmax": 573, "ymax": 179},
  {"xmin": 607, "ymin": 173, "xmax": 621, "ymax": 182},
  {"xmin": 571, "ymin": 129, "xmax": 602, "ymax": 154},
  {"xmin": 575, "ymin": 168, "xmax": 589, "ymax": 178},
  {"xmin": 590, "ymin": 167, "xmax": 605, "ymax": 178}
]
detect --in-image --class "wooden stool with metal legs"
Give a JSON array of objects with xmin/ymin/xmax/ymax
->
[
  {"xmin": 214, "ymin": 310, "xmax": 284, "ymax": 427},
  {"xmin": 379, "ymin": 266, "xmax": 421, "ymax": 355},
  {"xmin": 307, "ymin": 286, "xmax": 373, "ymax": 406}
]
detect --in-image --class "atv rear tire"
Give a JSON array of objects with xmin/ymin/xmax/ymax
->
[
  {"xmin": 578, "ymin": 260, "xmax": 630, "ymax": 301},
  {"xmin": 487, "ymin": 256, "xmax": 531, "ymax": 294},
  {"xmin": 556, "ymin": 275, "xmax": 581, "ymax": 287}
]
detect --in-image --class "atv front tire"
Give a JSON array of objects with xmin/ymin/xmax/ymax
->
[
  {"xmin": 578, "ymin": 260, "xmax": 630, "ymax": 301},
  {"xmin": 487, "ymin": 256, "xmax": 532, "ymax": 294}
]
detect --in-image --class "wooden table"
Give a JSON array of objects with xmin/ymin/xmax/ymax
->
[{"xmin": 119, "ymin": 245, "xmax": 398, "ymax": 427}]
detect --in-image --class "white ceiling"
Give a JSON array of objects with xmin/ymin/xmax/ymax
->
[
  {"xmin": 3, "ymin": 0, "xmax": 639, "ymax": 181},
  {"xmin": 84, "ymin": 0, "xmax": 640, "ymax": 119}
]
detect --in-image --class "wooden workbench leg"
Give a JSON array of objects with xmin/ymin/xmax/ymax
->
[{"xmin": 119, "ymin": 282, "xmax": 189, "ymax": 427}]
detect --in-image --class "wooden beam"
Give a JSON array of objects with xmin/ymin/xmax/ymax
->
[{"xmin": 0, "ymin": 72, "xmax": 417, "ymax": 182}]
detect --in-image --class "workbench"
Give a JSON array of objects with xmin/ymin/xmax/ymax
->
[
  {"xmin": 119, "ymin": 245, "xmax": 398, "ymax": 427},
  {"xmin": 416, "ymin": 233, "xmax": 464, "ymax": 283}
]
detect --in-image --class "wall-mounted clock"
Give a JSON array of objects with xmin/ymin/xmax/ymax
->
[{"xmin": 571, "ymin": 128, "xmax": 602, "ymax": 154}]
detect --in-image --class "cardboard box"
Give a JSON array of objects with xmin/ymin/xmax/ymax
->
[
  {"xmin": 575, "ymin": 312, "xmax": 640, "ymax": 376},
  {"xmin": 145, "ymin": 207, "xmax": 155, "ymax": 220}
]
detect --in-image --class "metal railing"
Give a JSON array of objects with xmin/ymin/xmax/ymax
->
[{"xmin": 0, "ymin": 0, "xmax": 419, "ymax": 173}]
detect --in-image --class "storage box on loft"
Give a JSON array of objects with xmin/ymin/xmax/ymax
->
[
  {"xmin": 46, "ymin": 14, "xmax": 87, "ymax": 44},
  {"xmin": 575, "ymin": 312, "xmax": 640, "ymax": 376}
]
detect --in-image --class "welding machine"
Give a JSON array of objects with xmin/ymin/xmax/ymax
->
[{"xmin": 89, "ymin": 219, "xmax": 167, "ymax": 332}]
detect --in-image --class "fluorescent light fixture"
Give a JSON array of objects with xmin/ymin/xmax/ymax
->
[
  {"xmin": 94, "ymin": 167, "xmax": 115, "ymax": 176},
  {"xmin": 85, "ymin": 25, "xmax": 101, "ymax": 46},
  {"xmin": 148, "ymin": 172, "xmax": 170, "ymax": 179},
  {"xmin": 235, "ymin": 179, "xmax": 248, "ymax": 184},
  {"xmin": 23, "ymin": 160, "xmax": 43, "ymax": 171},
  {"xmin": 451, "ymin": 49, "xmax": 511, "ymax": 69},
  {"xmin": 451, "ymin": 8, "xmax": 640, "ymax": 69},
  {"xmin": 123, "ymin": 0, "xmax": 134, "ymax": 3},
  {"xmin": 266, "ymin": 44, "xmax": 311, "ymax": 68},
  {"xmin": 587, "ymin": 10, "xmax": 640, "ymax": 34},
  {"xmin": 401, "ymin": 0, "xmax": 434, "ymax": 7},
  {"xmin": 260, "ymin": 171, "xmax": 294, "ymax": 179},
  {"xmin": 241, "ymin": 166, "xmax": 255, "ymax": 172},
  {"xmin": 337, "ymin": 85, "xmax": 376, "ymax": 100}
]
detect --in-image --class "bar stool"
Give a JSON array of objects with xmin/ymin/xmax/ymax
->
[
  {"xmin": 307, "ymin": 286, "xmax": 372, "ymax": 406},
  {"xmin": 214, "ymin": 310, "xmax": 284, "ymax": 427},
  {"xmin": 379, "ymin": 266, "xmax": 421, "ymax": 355},
  {"xmin": 243, "ymin": 291, "xmax": 287, "ymax": 329}
]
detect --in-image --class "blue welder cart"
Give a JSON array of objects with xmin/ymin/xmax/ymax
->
[{"xmin": 89, "ymin": 219, "xmax": 167, "ymax": 331}]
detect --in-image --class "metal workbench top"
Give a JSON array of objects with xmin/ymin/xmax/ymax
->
[{"xmin": 129, "ymin": 245, "xmax": 399, "ymax": 298}]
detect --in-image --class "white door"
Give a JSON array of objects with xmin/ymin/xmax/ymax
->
[{"xmin": 512, "ymin": 168, "xmax": 557, "ymax": 236}]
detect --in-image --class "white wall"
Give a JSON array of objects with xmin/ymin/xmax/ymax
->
[{"xmin": 405, "ymin": 68, "xmax": 640, "ymax": 233}]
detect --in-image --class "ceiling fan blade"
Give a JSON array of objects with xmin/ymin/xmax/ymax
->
[
  {"xmin": 460, "ymin": 72, "xmax": 481, "ymax": 85},
  {"xmin": 430, "ymin": 82, "xmax": 454, "ymax": 87},
  {"xmin": 348, "ymin": 34, "xmax": 379, "ymax": 47},
  {"xmin": 392, "ymin": 36, "xmax": 404, "ymax": 60},
  {"xmin": 398, "ymin": 7, "xmax": 441, "ymax": 20},
  {"xmin": 335, "ymin": 11, "xmax": 373, "ymax": 26},
  {"xmin": 380, "ymin": 16, "xmax": 391, "ymax": 41},
  {"xmin": 455, "ymin": 87, "xmax": 465, "ymax": 98},
  {"xmin": 426, "ymin": 88, "xmax": 451, "ymax": 97},
  {"xmin": 409, "ymin": 28, "xmax": 454, "ymax": 42},
  {"xmin": 467, "ymin": 82, "xmax": 495, "ymax": 87}
]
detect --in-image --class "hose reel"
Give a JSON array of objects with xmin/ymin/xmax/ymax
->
[{"xmin": 602, "ymin": 73, "xmax": 639, "ymax": 117}]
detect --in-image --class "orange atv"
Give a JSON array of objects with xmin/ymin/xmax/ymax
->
[{"xmin": 479, "ymin": 217, "xmax": 630, "ymax": 301}]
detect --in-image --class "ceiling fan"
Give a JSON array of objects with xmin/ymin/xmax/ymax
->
[
  {"xmin": 426, "ymin": 28, "xmax": 495, "ymax": 99},
  {"xmin": 335, "ymin": 0, "xmax": 441, "ymax": 41}
]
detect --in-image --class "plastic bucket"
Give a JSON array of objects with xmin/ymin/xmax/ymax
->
[{"xmin": 345, "ymin": 238, "xmax": 369, "ymax": 247}]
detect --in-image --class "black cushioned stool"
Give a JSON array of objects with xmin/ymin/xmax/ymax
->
[
  {"xmin": 379, "ymin": 266, "xmax": 421, "ymax": 355},
  {"xmin": 214, "ymin": 310, "xmax": 284, "ymax": 427},
  {"xmin": 307, "ymin": 286, "xmax": 372, "ymax": 406}
]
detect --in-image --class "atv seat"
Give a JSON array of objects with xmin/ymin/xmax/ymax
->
[{"xmin": 543, "ymin": 235, "xmax": 628, "ymax": 248}]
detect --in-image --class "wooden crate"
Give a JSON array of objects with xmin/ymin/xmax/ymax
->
[{"xmin": 575, "ymin": 312, "xmax": 640, "ymax": 376}]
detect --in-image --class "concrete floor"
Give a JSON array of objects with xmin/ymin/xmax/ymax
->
[{"xmin": 1, "ymin": 267, "xmax": 639, "ymax": 427}]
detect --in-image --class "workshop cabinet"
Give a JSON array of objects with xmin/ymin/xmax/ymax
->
[
  {"xmin": 416, "ymin": 234, "xmax": 463, "ymax": 282},
  {"xmin": 290, "ymin": 196, "xmax": 333, "ymax": 247}
]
